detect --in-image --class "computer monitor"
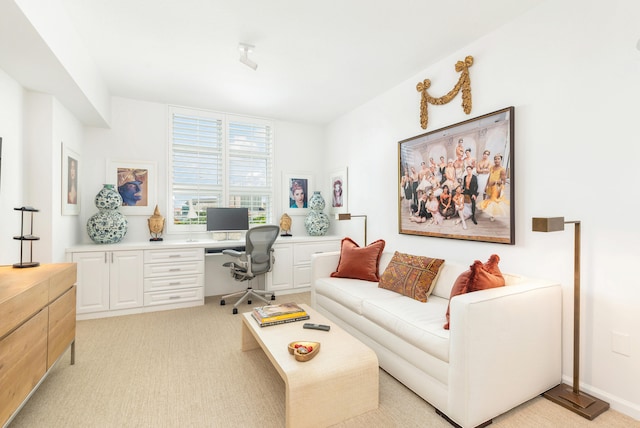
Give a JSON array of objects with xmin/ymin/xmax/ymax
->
[{"xmin": 206, "ymin": 207, "xmax": 249, "ymax": 233}]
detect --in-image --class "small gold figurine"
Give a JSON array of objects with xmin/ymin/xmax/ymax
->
[
  {"xmin": 279, "ymin": 213, "xmax": 292, "ymax": 237},
  {"xmin": 148, "ymin": 205, "xmax": 165, "ymax": 241}
]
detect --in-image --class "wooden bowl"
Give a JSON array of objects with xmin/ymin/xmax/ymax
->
[{"xmin": 288, "ymin": 341, "xmax": 321, "ymax": 362}]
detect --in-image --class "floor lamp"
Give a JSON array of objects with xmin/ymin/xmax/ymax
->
[
  {"xmin": 335, "ymin": 213, "xmax": 367, "ymax": 246},
  {"xmin": 532, "ymin": 217, "xmax": 609, "ymax": 420}
]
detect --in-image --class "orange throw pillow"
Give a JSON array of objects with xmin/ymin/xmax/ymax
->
[
  {"xmin": 444, "ymin": 255, "xmax": 505, "ymax": 330},
  {"xmin": 330, "ymin": 237, "xmax": 386, "ymax": 282}
]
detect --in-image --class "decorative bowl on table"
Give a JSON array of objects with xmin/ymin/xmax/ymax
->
[{"xmin": 288, "ymin": 341, "xmax": 321, "ymax": 362}]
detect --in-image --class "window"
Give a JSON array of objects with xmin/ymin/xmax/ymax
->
[{"xmin": 168, "ymin": 106, "xmax": 273, "ymax": 232}]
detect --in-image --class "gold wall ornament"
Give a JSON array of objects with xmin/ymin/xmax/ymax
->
[{"xmin": 416, "ymin": 55, "xmax": 474, "ymax": 129}]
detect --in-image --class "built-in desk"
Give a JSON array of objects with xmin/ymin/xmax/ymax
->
[{"xmin": 66, "ymin": 236, "xmax": 341, "ymax": 319}]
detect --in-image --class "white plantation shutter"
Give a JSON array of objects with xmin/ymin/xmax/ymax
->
[{"xmin": 169, "ymin": 107, "xmax": 273, "ymax": 231}]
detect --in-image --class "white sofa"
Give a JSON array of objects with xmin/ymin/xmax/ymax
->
[{"xmin": 311, "ymin": 251, "xmax": 562, "ymax": 428}]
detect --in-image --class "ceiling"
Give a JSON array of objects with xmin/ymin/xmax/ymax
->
[{"xmin": 50, "ymin": 1, "xmax": 543, "ymax": 125}]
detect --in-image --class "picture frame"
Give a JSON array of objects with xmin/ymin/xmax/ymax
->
[
  {"xmin": 398, "ymin": 107, "xmax": 515, "ymax": 244},
  {"xmin": 283, "ymin": 172, "xmax": 314, "ymax": 215},
  {"xmin": 61, "ymin": 143, "xmax": 80, "ymax": 215},
  {"xmin": 106, "ymin": 159, "xmax": 157, "ymax": 215},
  {"xmin": 328, "ymin": 167, "xmax": 348, "ymax": 214}
]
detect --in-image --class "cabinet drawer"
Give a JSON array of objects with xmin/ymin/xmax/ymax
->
[
  {"xmin": 144, "ymin": 287, "xmax": 204, "ymax": 307},
  {"xmin": 144, "ymin": 274, "xmax": 203, "ymax": 292},
  {"xmin": 144, "ymin": 248, "xmax": 203, "ymax": 263},
  {"xmin": 293, "ymin": 241, "xmax": 341, "ymax": 265},
  {"xmin": 143, "ymin": 261, "xmax": 204, "ymax": 278}
]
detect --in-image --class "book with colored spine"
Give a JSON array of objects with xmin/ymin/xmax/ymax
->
[{"xmin": 252, "ymin": 302, "xmax": 308, "ymax": 326}]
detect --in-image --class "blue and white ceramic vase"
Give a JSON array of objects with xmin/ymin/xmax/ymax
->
[
  {"xmin": 304, "ymin": 191, "xmax": 330, "ymax": 236},
  {"xmin": 87, "ymin": 184, "xmax": 128, "ymax": 244}
]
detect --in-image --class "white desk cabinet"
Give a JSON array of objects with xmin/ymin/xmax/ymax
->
[
  {"xmin": 71, "ymin": 250, "xmax": 143, "ymax": 316},
  {"xmin": 269, "ymin": 238, "xmax": 340, "ymax": 293},
  {"xmin": 143, "ymin": 248, "xmax": 204, "ymax": 309}
]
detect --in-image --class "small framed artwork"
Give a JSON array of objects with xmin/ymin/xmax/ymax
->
[
  {"xmin": 106, "ymin": 159, "xmax": 157, "ymax": 215},
  {"xmin": 398, "ymin": 106, "xmax": 515, "ymax": 244},
  {"xmin": 62, "ymin": 143, "xmax": 80, "ymax": 215},
  {"xmin": 328, "ymin": 167, "xmax": 348, "ymax": 214},
  {"xmin": 283, "ymin": 172, "xmax": 314, "ymax": 215}
]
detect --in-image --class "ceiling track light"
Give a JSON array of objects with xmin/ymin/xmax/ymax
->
[{"xmin": 238, "ymin": 43, "xmax": 258, "ymax": 70}]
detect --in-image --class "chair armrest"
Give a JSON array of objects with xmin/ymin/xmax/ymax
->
[
  {"xmin": 222, "ymin": 249, "xmax": 244, "ymax": 258},
  {"xmin": 447, "ymin": 280, "xmax": 562, "ymax": 428}
]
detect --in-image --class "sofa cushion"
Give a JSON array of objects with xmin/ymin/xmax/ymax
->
[
  {"xmin": 330, "ymin": 237, "xmax": 386, "ymax": 282},
  {"xmin": 362, "ymin": 295, "xmax": 451, "ymax": 363},
  {"xmin": 314, "ymin": 276, "xmax": 400, "ymax": 315},
  {"xmin": 378, "ymin": 251, "xmax": 445, "ymax": 302},
  {"xmin": 444, "ymin": 254, "xmax": 505, "ymax": 329},
  {"xmin": 431, "ymin": 261, "xmax": 467, "ymax": 299}
]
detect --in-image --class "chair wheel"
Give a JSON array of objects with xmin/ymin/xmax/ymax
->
[
  {"xmin": 247, "ymin": 300, "xmax": 252, "ymax": 305},
  {"xmin": 220, "ymin": 300, "xmax": 226, "ymax": 306},
  {"xmin": 232, "ymin": 308, "xmax": 238, "ymax": 314},
  {"xmin": 270, "ymin": 294, "xmax": 276, "ymax": 300}
]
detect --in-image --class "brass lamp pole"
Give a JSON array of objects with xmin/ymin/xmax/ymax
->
[
  {"xmin": 532, "ymin": 217, "xmax": 609, "ymax": 420},
  {"xmin": 336, "ymin": 213, "xmax": 367, "ymax": 246}
]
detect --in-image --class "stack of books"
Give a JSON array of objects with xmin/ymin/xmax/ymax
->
[{"xmin": 251, "ymin": 302, "xmax": 309, "ymax": 327}]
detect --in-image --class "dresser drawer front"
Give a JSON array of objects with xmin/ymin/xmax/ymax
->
[
  {"xmin": 144, "ymin": 288, "xmax": 204, "ymax": 307},
  {"xmin": 144, "ymin": 274, "xmax": 203, "ymax": 292},
  {"xmin": 143, "ymin": 261, "xmax": 204, "ymax": 278},
  {"xmin": 143, "ymin": 248, "xmax": 203, "ymax": 263},
  {"xmin": 293, "ymin": 241, "xmax": 341, "ymax": 265}
]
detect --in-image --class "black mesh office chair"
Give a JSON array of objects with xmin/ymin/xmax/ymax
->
[{"xmin": 219, "ymin": 225, "xmax": 280, "ymax": 314}]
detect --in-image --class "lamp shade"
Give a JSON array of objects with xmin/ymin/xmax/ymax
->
[{"xmin": 532, "ymin": 217, "xmax": 565, "ymax": 232}]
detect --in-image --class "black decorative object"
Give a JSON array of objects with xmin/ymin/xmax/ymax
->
[{"xmin": 13, "ymin": 206, "xmax": 40, "ymax": 268}]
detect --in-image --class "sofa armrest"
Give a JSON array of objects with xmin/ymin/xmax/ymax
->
[
  {"xmin": 311, "ymin": 251, "xmax": 340, "ymax": 281},
  {"xmin": 447, "ymin": 280, "xmax": 562, "ymax": 428},
  {"xmin": 310, "ymin": 251, "xmax": 340, "ymax": 308}
]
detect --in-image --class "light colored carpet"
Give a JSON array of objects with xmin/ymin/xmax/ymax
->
[{"xmin": 9, "ymin": 292, "xmax": 638, "ymax": 427}]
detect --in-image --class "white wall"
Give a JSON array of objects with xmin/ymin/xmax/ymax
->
[
  {"xmin": 0, "ymin": 68, "xmax": 25, "ymax": 265},
  {"xmin": 325, "ymin": 0, "xmax": 640, "ymax": 418},
  {"xmin": 79, "ymin": 97, "xmax": 326, "ymax": 243}
]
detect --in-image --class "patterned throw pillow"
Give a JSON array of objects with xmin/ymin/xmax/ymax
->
[
  {"xmin": 330, "ymin": 237, "xmax": 386, "ymax": 282},
  {"xmin": 378, "ymin": 251, "xmax": 445, "ymax": 302}
]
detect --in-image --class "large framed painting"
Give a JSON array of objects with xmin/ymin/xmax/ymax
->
[
  {"xmin": 398, "ymin": 106, "xmax": 514, "ymax": 244},
  {"xmin": 283, "ymin": 172, "xmax": 314, "ymax": 215},
  {"xmin": 106, "ymin": 159, "xmax": 157, "ymax": 215},
  {"xmin": 61, "ymin": 143, "xmax": 80, "ymax": 215}
]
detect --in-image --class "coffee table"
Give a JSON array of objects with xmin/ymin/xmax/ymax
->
[{"xmin": 241, "ymin": 303, "xmax": 379, "ymax": 428}]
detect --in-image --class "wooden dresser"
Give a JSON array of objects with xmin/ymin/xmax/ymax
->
[{"xmin": 0, "ymin": 263, "xmax": 77, "ymax": 427}]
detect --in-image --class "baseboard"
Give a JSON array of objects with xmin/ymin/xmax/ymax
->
[{"xmin": 561, "ymin": 376, "xmax": 640, "ymax": 421}]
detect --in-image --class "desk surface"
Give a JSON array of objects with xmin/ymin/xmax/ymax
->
[{"xmin": 66, "ymin": 235, "xmax": 341, "ymax": 253}]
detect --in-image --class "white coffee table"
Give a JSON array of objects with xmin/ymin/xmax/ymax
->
[{"xmin": 241, "ymin": 303, "xmax": 379, "ymax": 428}]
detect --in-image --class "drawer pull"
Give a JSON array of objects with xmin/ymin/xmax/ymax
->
[
  {"xmin": 169, "ymin": 255, "xmax": 181, "ymax": 258},
  {"xmin": 169, "ymin": 268, "xmax": 181, "ymax": 272},
  {"xmin": 169, "ymin": 295, "xmax": 180, "ymax": 300},
  {"xmin": 169, "ymin": 282, "xmax": 181, "ymax": 286}
]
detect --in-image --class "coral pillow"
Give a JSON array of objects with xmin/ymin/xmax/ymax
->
[
  {"xmin": 330, "ymin": 237, "xmax": 386, "ymax": 282},
  {"xmin": 378, "ymin": 251, "xmax": 445, "ymax": 302},
  {"xmin": 444, "ymin": 254, "xmax": 505, "ymax": 330}
]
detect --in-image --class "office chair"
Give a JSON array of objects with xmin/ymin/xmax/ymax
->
[{"xmin": 219, "ymin": 225, "xmax": 280, "ymax": 314}]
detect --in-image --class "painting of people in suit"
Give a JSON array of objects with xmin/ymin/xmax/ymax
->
[{"xmin": 398, "ymin": 107, "xmax": 514, "ymax": 244}]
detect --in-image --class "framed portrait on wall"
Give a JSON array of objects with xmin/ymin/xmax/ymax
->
[
  {"xmin": 61, "ymin": 143, "xmax": 80, "ymax": 215},
  {"xmin": 398, "ymin": 106, "xmax": 515, "ymax": 244},
  {"xmin": 283, "ymin": 172, "xmax": 314, "ymax": 215},
  {"xmin": 328, "ymin": 167, "xmax": 348, "ymax": 214},
  {"xmin": 106, "ymin": 159, "xmax": 157, "ymax": 215}
]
